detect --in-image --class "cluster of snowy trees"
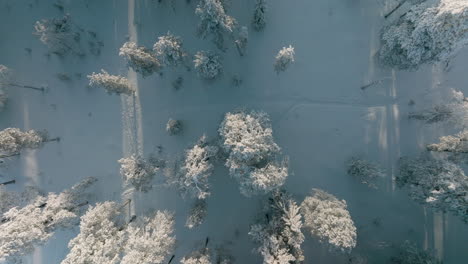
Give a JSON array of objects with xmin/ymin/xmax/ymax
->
[
  {"xmin": 249, "ymin": 190, "xmax": 305, "ymax": 263},
  {"xmin": 219, "ymin": 110, "xmax": 289, "ymax": 196},
  {"xmin": 397, "ymin": 155, "xmax": 468, "ymax": 223},
  {"xmin": 62, "ymin": 201, "xmax": 175, "ymax": 264},
  {"xmin": 0, "ymin": 177, "xmax": 96, "ymax": 263},
  {"xmin": 380, "ymin": 0, "xmax": 468, "ymax": 69},
  {"xmin": 249, "ymin": 189, "xmax": 357, "ymax": 263},
  {"xmin": 34, "ymin": 14, "xmax": 103, "ymax": 57}
]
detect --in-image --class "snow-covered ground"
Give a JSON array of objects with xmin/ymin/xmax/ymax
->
[{"xmin": 1, "ymin": 0, "xmax": 468, "ymax": 263}]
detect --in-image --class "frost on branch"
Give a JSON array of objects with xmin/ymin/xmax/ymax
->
[
  {"xmin": 379, "ymin": 0, "xmax": 468, "ymax": 70},
  {"xmin": 408, "ymin": 89, "xmax": 468, "ymax": 127},
  {"xmin": 346, "ymin": 157, "xmax": 384, "ymax": 189},
  {"xmin": 121, "ymin": 211, "xmax": 176, "ymax": 264},
  {"xmin": 274, "ymin": 45, "xmax": 295, "ymax": 74},
  {"xmin": 180, "ymin": 248, "xmax": 212, "ymax": 264},
  {"xmin": 0, "ymin": 128, "xmax": 49, "ymax": 155},
  {"xmin": 390, "ymin": 241, "xmax": 442, "ymax": 264},
  {"xmin": 300, "ymin": 189, "xmax": 357, "ymax": 253},
  {"xmin": 118, "ymin": 155, "xmax": 160, "ymax": 192},
  {"xmin": 0, "ymin": 177, "xmax": 97, "ymax": 263},
  {"xmin": 176, "ymin": 135, "xmax": 218, "ymax": 200},
  {"xmin": 186, "ymin": 199, "xmax": 207, "ymax": 229},
  {"xmin": 427, "ymin": 130, "xmax": 468, "ymax": 153},
  {"xmin": 252, "ymin": 0, "xmax": 267, "ymax": 31},
  {"xmin": 249, "ymin": 191, "xmax": 305, "ymax": 264},
  {"xmin": 195, "ymin": 0, "xmax": 237, "ymax": 48},
  {"xmin": 235, "ymin": 26, "xmax": 248, "ymax": 56},
  {"xmin": 194, "ymin": 51, "xmax": 223, "ymax": 80},
  {"xmin": 153, "ymin": 32, "xmax": 187, "ymax": 67},
  {"xmin": 61, "ymin": 201, "xmax": 125, "ymax": 264},
  {"xmin": 166, "ymin": 118, "xmax": 183, "ymax": 135},
  {"xmin": 219, "ymin": 110, "xmax": 288, "ymax": 196},
  {"xmin": 88, "ymin": 70, "xmax": 134, "ymax": 95},
  {"xmin": 119, "ymin": 42, "xmax": 161, "ymax": 77},
  {"xmin": 397, "ymin": 155, "xmax": 468, "ymax": 223},
  {"xmin": 0, "ymin": 186, "xmax": 40, "ymax": 216}
]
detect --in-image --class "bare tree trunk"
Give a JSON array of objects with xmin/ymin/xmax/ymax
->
[
  {"xmin": 0, "ymin": 179, "xmax": 15, "ymax": 185},
  {"xmin": 384, "ymin": 0, "xmax": 406, "ymax": 19},
  {"xmin": 3, "ymin": 82, "xmax": 45, "ymax": 92},
  {"xmin": 168, "ymin": 255, "xmax": 175, "ymax": 264},
  {"xmin": 0, "ymin": 153, "xmax": 20, "ymax": 159}
]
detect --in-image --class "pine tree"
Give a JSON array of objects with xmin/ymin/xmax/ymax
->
[
  {"xmin": 194, "ymin": 51, "xmax": 223, "ymax": 80},
  {"xmin": 119, "ymin": 42, "xmax": 161, "ymax": 77},
  {"xmin": 88, "ymin": 70, "xmax": 134, "ymax": 95},
  {"xmin": 274, "ymin": 46, "xmax": 295, "ymax": 74}
]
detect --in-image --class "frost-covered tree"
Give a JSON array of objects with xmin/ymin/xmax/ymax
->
[
  {"xmin": 166, "ymin": 118, "xmax": 183, "ymax": 135},
  {"xmin": 346, "ymin": 157, "xmax": 384, "ymax": 189},
  {"xmin": 379, "ymin": 0, "xmax": 468, "ymax": 69},
  {"xmin": 181, "ymin": 248, "xmax": 212, "ymax": 264},
  {"xmin": 34, "ymin": 14, "xmax": 82, "ymax": 56},
  {"xmin": 175, "ymin": 136, "xmax": 218, "ymax": 200},
  {"xmin": 186, "ymin": 199, "xmax": 207, "ymax": 229},
  {"xmin": 194, "ymin": 51, "xmax": 223, "ymax": 80},
  {"xmin": 119, "ymin": 42, "xmax": 161, "ymax": 77},
  {"xmin": 219, "ymin": 111, "xmax": 288, "ymax": 196},
  {"xmin": 153, "ymin": 32, "xmax": 187, "ymax": 67},
  {"xmin": 0, "ymin": 128, "xmax": 57, "ymax": 155},
  {"xmin": 121, "ymin": 211, "xmax": 176, "ymax": 264},
  {"xmin": 118, "ymin": 155, "xmax": 160, "ymax": 192},
  {"xmin": 409, "ymin": 89, "xmax": 468, "ymax": 127},
  {"xmin": 427, "ymin": 130, "xmax": 468, "ymax": 153},
  {"xmin": 0, "ymin": 65, "xmax": 10, "ymax": 111},
  {"xmin": 390, "ymin": 241, "xmax": 442, "ymax": 264},
  {"xmin": 249, "ymin": 191, "xmax": 305, "ymax": 264},
  {"xmin": 274, "ymin": 45, "xmax": 295, "ymax": 73},
  {"xmin": 0, "ymin": 177, "xmax": 97, "ymax": 263},
  {"xmin": 300, "ymin": 189, "xmax": 357, "ymax": 253},
  {"xmin": 61, "ymin": 201, "xmax": 125, "ymax": 264},
  {"xmin": 235, "ymin": 26, "xmax": 248, "ymax": 56},
  {"xmin": 252, "ymin": 0, "xmax": 267, "ymax": 31},
  {"xmin": 195, "ymin": 0, "xmax": 237, "ymax": 48},
  {"xmin": 88, "ymin": 70, "xmax": 134, "ymax": 95},
  {"xmin": 397, "ymin": 155, "xmax": 468, "ymax": 223}
]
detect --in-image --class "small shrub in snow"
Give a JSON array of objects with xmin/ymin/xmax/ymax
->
[
  {"xmin": 300, "ymin": 189, "xmax": 357, "ymax": 253},
  {"xmin": 379, "ymin": 0, "xmax": 468, "ymax": 69},
  {"xmin": 185, "ymin": 199, "xmax": 207, "ymax": 229},
  {"xmin": 397, "ymin": 155, "xmax": 468, "ymax": 223},
  {"xmin": 177, "ymin": 136, "xmax": 219, "ymax": 200},
  {"xmin": 249, "ymin": 190, "xmax": 305, "ymax": 263},
  {"xmin": 88, "ymin": 70, "xmax": 134, "ymax": 95},
  {"xmin": 153, "ymin": 32, "xmax": 187, "ymax": 67},
  {"xmin": 195, "ymin": 0, "xmax": 237, "ymax": 48},
  {"xmin": 122, "ymin": 211, "xmax": 176, "ymax": 264},
  {"xmin": 166, "ymin": 118, "xmax": 182, "ymax": 135},
  {"xmin": 252, "ymin": 0, "xmax": 267, "ymax": 31},
  {"xmin": 194, "ymin": 51, "xmax": 223, "ymax": 80},
  {"xmin": 274, "ymin": 45, "xmax": 295, "ymax": 73},
  {"xmin": 346, "ymin": 157, "xmax": 384, "ymax": 189},
  {"xmin": 0, "ymin": 177, "xmax": 97, "ymax": 263},
  {"xmin": 390, "ymin": 241, "xmax": 442, "ymax": 264},
  {"xmin": 119, "ymin": 42, "xmax": 161, "ymax": 77},
  {"xmin": 0, "ymin": 128, "xmax": 50, "ymax": 155},
  {"xmin": 219, "ymin": 110, "xmax": 288, "ymax": 196},
  {"xmin": 118, "ymin": 155, "xmax": 160, "ymax": 192},
  {"xmin": 235, "ymin": 26, "xmax": 248, "ymax": 56},
  {"xmin": 180, "ymin": 248, "xmax": 211, "ymax": 264}
]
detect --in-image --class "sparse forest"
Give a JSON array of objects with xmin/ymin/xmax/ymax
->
[{"xmin": 0, "ymin": 0, "xmax": 467, "ymax": 263}]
